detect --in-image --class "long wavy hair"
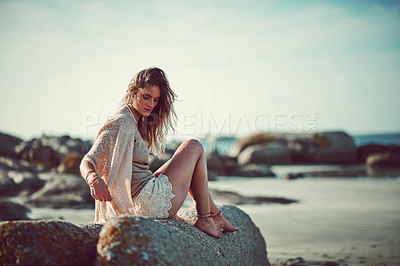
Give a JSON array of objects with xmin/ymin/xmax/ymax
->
[{"xmin": 120, "ymin": 67, "xmax": 177, "ymax": 155}]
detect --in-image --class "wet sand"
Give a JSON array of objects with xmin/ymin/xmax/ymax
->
[{"xmin": 208, "ymin": 175, "xmax": 400, "ymax": 265}]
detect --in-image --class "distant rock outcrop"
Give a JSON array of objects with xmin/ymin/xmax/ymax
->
[
  {"xmin": 366, "ymin": 151, "xmax": 400, "ymax": 167},
  {"xmin": 0, "ymin": 201, "xmax": 30, "ymax": 221},
  {"xmin": 14, "ymin": 135, "xmax": 92, "ymax": 170},
  {"xmin": 232, "ymin": 131, "xmax": 358, "ymax": 165},
  {"xmin": 25, "ymin": 173, "xmax": 94, "ymax": 208},
  {"xmin": 237, "ymin": 141, "xmax": 292, "ymax": 165},
  {"xmin": 357, "ymin": 144, "xmax": 400, "ymax": 163},
  {"xmin": 282, "ymin": 131, "xmax": 357, "ymax": 164},
  {"xmin": 57, "ymin": 152, "xmax": 84, "ymax": 175},
  {"xmin": 0, "ymin": 132, "xmax": 23, "ymax": 159}
]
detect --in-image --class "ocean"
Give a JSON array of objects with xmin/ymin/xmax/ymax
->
[{"xmin": 200, "ymin": 132, "xmax": 400, "ymax": 155}]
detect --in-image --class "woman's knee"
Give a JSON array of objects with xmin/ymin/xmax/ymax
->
[{"xmin": 181, "ymin": 139, "xmax": 204, "ymax": 154}]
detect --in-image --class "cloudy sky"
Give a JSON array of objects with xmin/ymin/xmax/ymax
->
[{"xmin": 1, "ymin": 0, "xmax": 399, "ymax": 142}]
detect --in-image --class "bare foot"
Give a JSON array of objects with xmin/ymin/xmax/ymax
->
[
  {"xmin": 194, "ymin": 218, "xmax": 223, "ymax": 238},
  {"xmin": 213, "ymin": 212, "xmax": 238, "ymax": 232}
]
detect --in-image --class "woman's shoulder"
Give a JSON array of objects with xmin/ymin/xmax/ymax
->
[{"xmin": 99, "ymin": 105, "xmax": 136, "ymax": 134}]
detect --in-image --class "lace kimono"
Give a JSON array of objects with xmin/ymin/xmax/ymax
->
[{"xmin": 82, "ymin": 104, "xmax": 174, "ymax": 224}]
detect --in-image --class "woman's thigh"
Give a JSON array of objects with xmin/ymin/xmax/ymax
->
[{"xmin": 160, "ymin": 139, "xmax": 203, "ymax": 216}]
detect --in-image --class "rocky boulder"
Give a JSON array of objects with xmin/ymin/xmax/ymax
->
[
  {"xmin": 237, "ymin": 141, "xmax": 293, "ymax": 165},
  {"xmin": 14, "ymin": 140, "xmax": 61, "ymax": 169},
  {"xmin": 14, "ymin": 134, "xmax": 92, "ymax": 169},
  {"xmin": 0, "ymin": 205, "xmax": 269, "ymax": 266},
  {"xmin": 206, "ymin": 149, "xmax": 238, "ymax": 178},
  {"xmin": 0, "ymin": 220, "xmax": 98, "ymax": 266},
  {"xmin": 25, "ymin": 173, "xmax": 94, "ymax": 208},
  {"xmin": 57, "ymin": 152, "xmax": 84, "ymax": 175},
  {"xmin": 96, "ymin": 205, "xmax": 269, "ymax": 265},
  {"xmin": 357, "ymin": 144, "xmax": 400, "ymax": 163},
  {"xmin": 229, "ymin": 133, "xmax": 278, "ymax": 158},
  {"xmin": 7, "ymin": 171, "xmax": 45, "ymax": 196},
  {"xmin": 0, "ymin": 156, "xmax": 40, "ymax": 173},
  {"xmin": 366, "ymin": 151, "xmax": 400, "ymax": 168},
  {"xmin": 283, "ymin": 131, "xmax": 357, "ymax": 164},
  {"xmin": 0, "ymin": 131, "xmax": 23, "ymax": 159},
  {"xmin": 0, "ymin": 201, "xmax": 30, "ymax": 221},
  {"xmin": 0, "ymin": 170, "xmax": 19, "ymax": 196}
]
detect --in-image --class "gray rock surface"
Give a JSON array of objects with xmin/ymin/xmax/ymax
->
[
  {"xmin": 7, "ymin": 171, "xmax": 45, "ymax": 195},
  {"xmin": 229, "ymin": 133, "xmax": 278, "ymax": 158},
  {"xmin": 0, "ymin": 170, "xmax": 19, "ymax": 196},
  {"xmin": 283, "ymin": 131, "xmax": 357, "ymax": 164},
  {"xmin": 25, "ymin": 173, "xmax": 94, "ymax": 208},
  {"xmin": 57, "ymin": 152, "xmax": 84, "ymax": 175},
  {"xmin": 0, "ymin": 201, "xmax": 30, "ymax": 221},
  {"xmin": 0, "ymin": 156, "xmax": 40, "ymax": 173},
  {"xmin": 357, "ymin": 144, "xmax": 400, "ymax": 163},
  {"xmin": 14, "ymin": 134, "xmax": 92, "ymax": 169},
  {"xmin": 97, "ymin": 205, "xmax": 269, "ymax": 265},
  {"xmin": 238, "ymin": 141, "xmax": 293, "ymax": 165},
  {"xmin": 0, "ymin": 132, "xmax": 23, "ymax": 159},
  {"xmin": 0, "ymin": 220, "xmax": 98, "ymax": 266},
  {"xmin": 366, "ymin": 151, "xmax": 400, "ymax": 167},
  {"xmin": 0, "ymin": 206, "xmax": 269, "ymax": 266}
]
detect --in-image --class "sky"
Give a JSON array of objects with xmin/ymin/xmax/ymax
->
[{"xmin": 0, "ymin": 0, "xmax": 399, "ymax": 142}]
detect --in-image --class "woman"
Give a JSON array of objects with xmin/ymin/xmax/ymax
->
[{"xmin": 80, "ymin": 67, "xmax": 237, "ymax": 238}]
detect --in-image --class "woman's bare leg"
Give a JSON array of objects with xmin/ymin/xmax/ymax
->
[
  {"xmin": 159, "ymin": 139, "xmax": 223, "ymax": 238},
  {"xmin": 208, "ymin": 193, "xmax": 238, "ymax": 232},
  {"xmin": 188, "ymin": 190, "xmax": 238, "ymax": 232}
]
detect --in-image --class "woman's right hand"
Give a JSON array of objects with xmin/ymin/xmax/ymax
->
[{"xmin": 90, "ymin": 177, "xmax": 112, "ymax": 202}]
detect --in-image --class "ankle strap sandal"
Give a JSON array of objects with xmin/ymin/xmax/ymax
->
[
  {"xmin": 197, "ymin": 211, "xmax": 213, "ymax": 219},
  {"xmin": 197, "ymin": 210, "xmax": 222, "ymax": 219}
]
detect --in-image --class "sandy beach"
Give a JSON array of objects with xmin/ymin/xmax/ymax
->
[{"xmin": 208, "ymin": 173, "xmax": 400, "ymax": 265}]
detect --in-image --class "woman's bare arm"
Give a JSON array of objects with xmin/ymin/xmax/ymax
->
[{"xmin": 80, "ymin": 160, "xmax": 112, "ymax": 202}]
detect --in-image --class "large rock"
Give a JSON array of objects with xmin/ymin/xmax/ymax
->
[
  {"xmin": 97, "ymin": 205, "xmax": 269, "ymax": 265},
  {"xmin": 238, "ymin": 141, "xmax": 293, "ymax": 165},
  {"xmin": 357, "ymin": 144, "xmax": 400, "ymax": 163},
  {"xmin": 25, "ymin": 173, "xmax": 94, "ymax": 208},
  {"xmin": 0, "ymin": 169, "xmax": 44, "ymax": 197},
  {"xmin": 0, "ymin": 201, "xmax": 30, "ymax": 221},
  {"xmin": 206, "ymin": 149, "xmax": 238, "ymax": 178},
  {"xmin": 284, "ymin": 131, "xmax": 357, "ymax": 164},
  {"xmin": 7, "ymin": 171, "xmax": 45, "ymax": 195},
  {"xmin": 0, "ymin": 170, "xmax": 19, "ymax": 196},
  {"xmin": 229, "ymin": 133, "xmax": 278, "ymax": 158},
  {"xmin": 0, "ymin": 220, "xmax": 98, "ymax": 265},
  {"xmin": 0, "ymin": 156, "xmax": 40, "ymax": 173},
  {"xmin": 14, "ymin": 134, "xmax": 92, "ymax": 169},
  {"xmin": 0, "ymin": 131, "xmax": 23, "ymax": 159},
  {"xmin": 366, "ymin": 151, "xmax": 400, "ymax": 168},
  {"xmin": 57, "ymin": 152, "xmax": 84, "ymax": 175},
  {"xmin": 0, "ymin": 206, "xmax": 269, "ymax": 265}
]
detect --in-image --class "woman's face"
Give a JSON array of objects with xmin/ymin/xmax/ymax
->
[{"xmin": 132, "ymin": 85, "xmax": 161, "ymax": 117}]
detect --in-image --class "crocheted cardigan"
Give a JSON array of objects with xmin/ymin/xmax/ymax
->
[{"xmin": 82, "ymin": 104, "xmax": 137, "ymax": 224}]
